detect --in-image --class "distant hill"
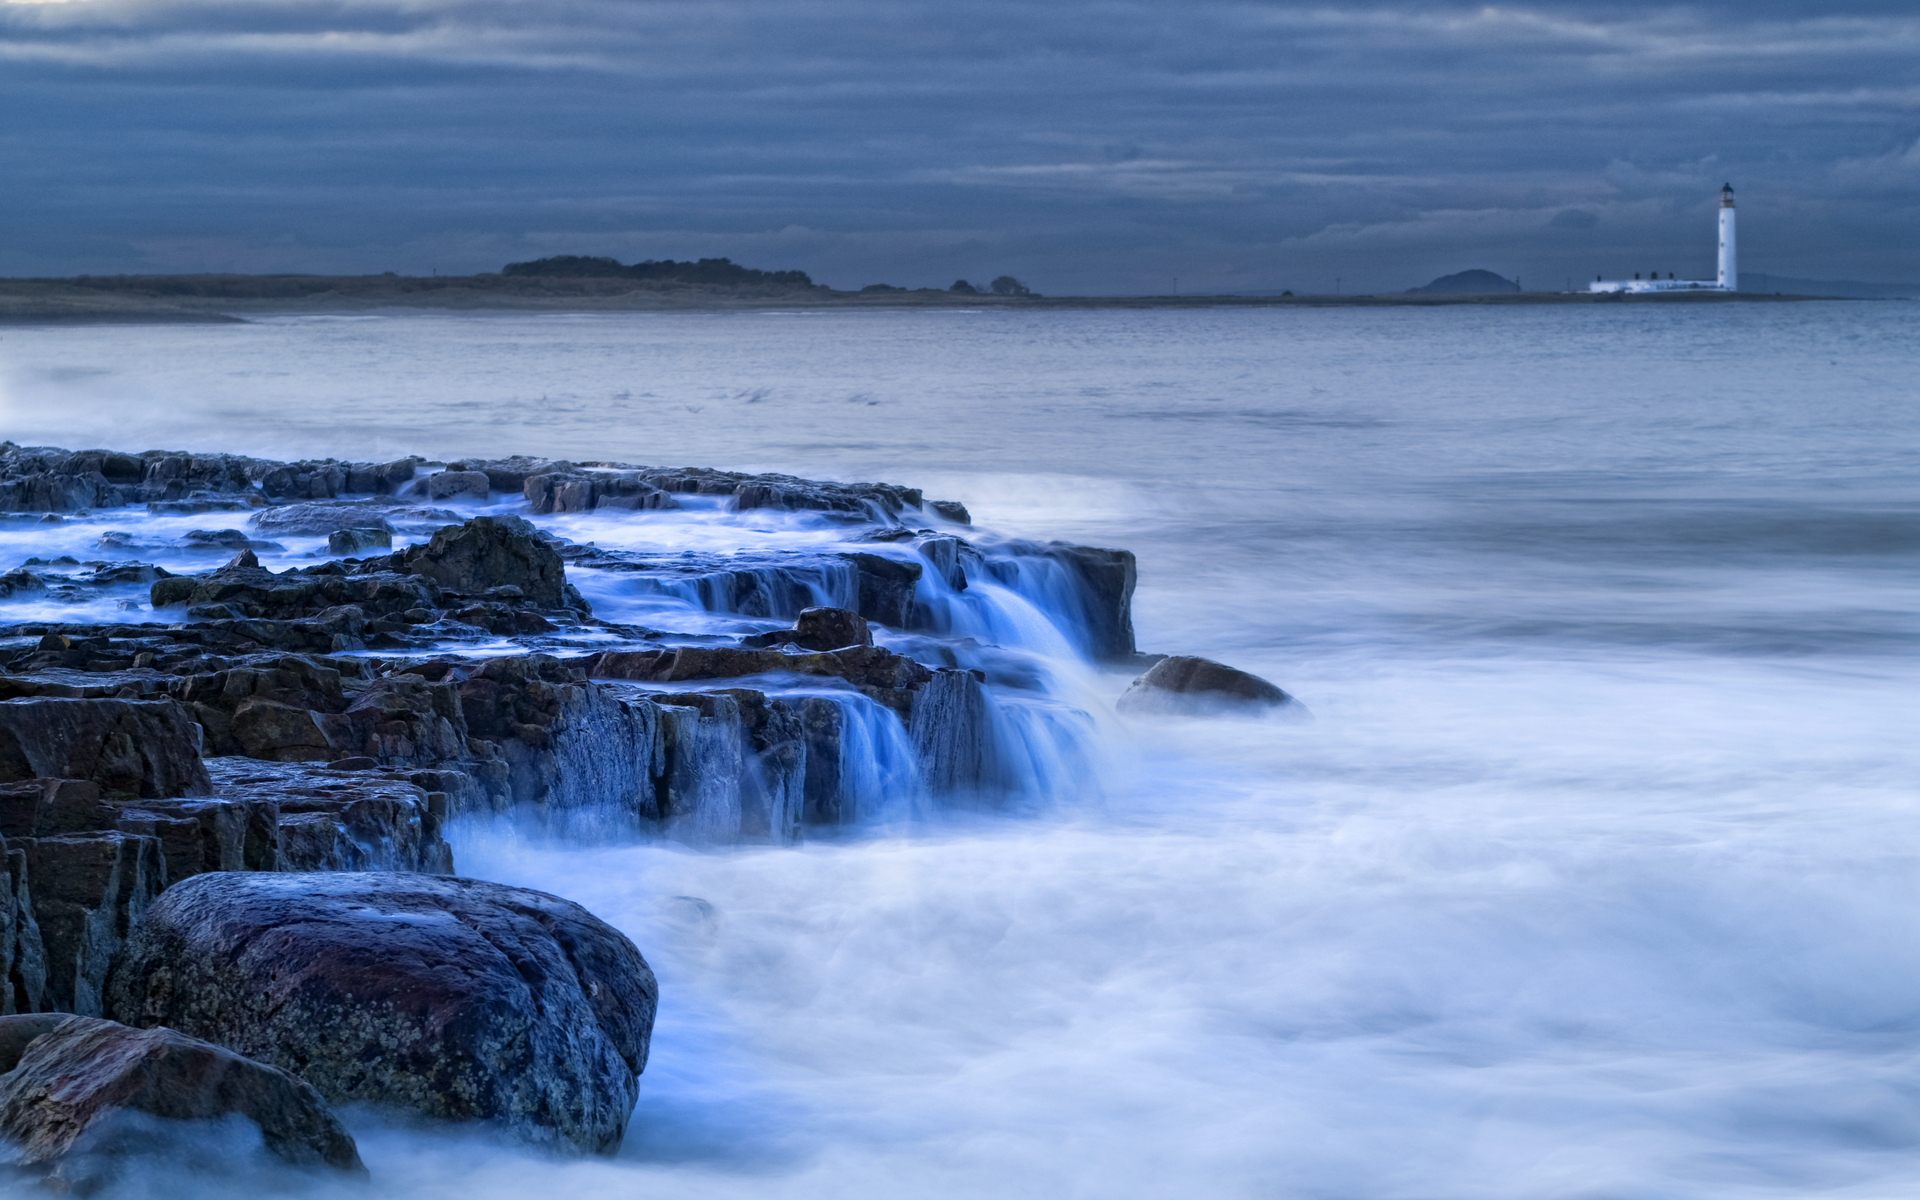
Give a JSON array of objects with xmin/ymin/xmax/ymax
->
[
  {"xmin": 1409, "ymin": 269, "xmax": 1520, "ymax": 295},
  {"xmin": 500, "ymin": 255, "xmax": 816, "ymax": 288},
  {"xmin": 1740, "ymin": 273, "xmax": 1916, "ymax": 300}
]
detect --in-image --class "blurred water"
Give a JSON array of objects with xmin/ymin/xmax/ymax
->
[{"xmin": 5, "ymin": 301, "xmax": 1919, "ymax": 1198}]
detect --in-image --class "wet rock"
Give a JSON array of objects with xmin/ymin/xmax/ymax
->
[
  {"xmin": 1115, "ymin": 655, "xmax": 1293, "ymax": 713},
  {"xmin": 448, "ymin": 655, "xmax": 658, "ymax": 825},
  {"xmin": 403, "ymin": 516, "xmax": 567, "ymax": 608},
  {"xmin": 16, "ymin": 832, "xmax": 165, "ymax": 1016},
  {"xmin": 792, "ymin": 606, "xmax": 872, "ymax": 651},
  {"xmin": 344, "ymin": 458, "xmax": 419, "ymax": 495},
  {"xmin": 746, "ymin": 606, "xmax": 872, "ymax": 652},
  {"xmin": 249, "ymin": 504, "xmax": 398, "ymax": 539},
  {"xmin": 107, "ymin": 794, "xmax": 281, "ymax": 882},
  {"xmin": 524, "ymin": 471, "xmax": 676, "ymax": 515},
  {"xmin": 326, "ymin": 527, "xmax": 392, "ymax": 555},
  {"xmin": 0, "ymin": 698, "xmax": 213, "ymax": 799},
  {"xmin": 0, "ymin": 1014, "xmax": 364, "ymax": 1189},
  {"xmin": 448, "ymin": 456, "xmax": 573, "ymax": 494},
  {"xmin": 203, "ymin": 758, "xmax": 452, "ymax": 874},
  {"xmin": 909, "ymin": 668, "xmax": 1000, "ymax": 797},
  {"xmin": 589, "ymin": 643, "xmax": 932, "ymax": 708},
  {"xmin": 425, "ymin": 470, "xmax": 490, "ymax": 501},
  {"xmin": 0, "ymin": 570, "xmax": 46, "ymax": 600},
  {"xmin": 2, "ymin": 843, "xmax": 49, "ymax": 1016},
  {"xmin": 0, "ymin": 780, "xmax": 114, "ymax": 839},
  {"xmin": 1016, "ymin": 542, "xmax": 1138, "ymax": 661},
  {"xmin": 841, "ymin": 552, "xmax": 923, "ymax": 628},
  {"xmin": 914, "ymin": 534, "xmax": 974, "ymax": 591},
  {"xmin": 181, "ymin": 529, "xmax": 282, "ymax": 554},
  {"xmin": 929, "ymin": 499, "xmax": 972, "ymax": 525},
  {"xmin": 107, "ymin": 872, "xmax": 657, "ymax": 1156}
]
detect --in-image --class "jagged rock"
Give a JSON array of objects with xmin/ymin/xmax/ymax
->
[
  {"xmin": 203, "ymin": 759, "xmax": 452, "ymax": 874},
  {"xmin": 444, "ymin": 655, "xmax": 657, "ymax": 823},
  {"xmin": 746, "ymin": 606, "xmax": 872, "ymax": 651},
  {"xmin": 524, "ymin": 471, "xmax": 676, "ymax": 515},
  {"xmin": 909, "ymin": 669, "xmax": 1000, "ymax": 797},
  {"xmin": 930, "ymin": 499, "xmax": 972, "ymax": 525},
  {"xmin": 16, "ymin": 832, "xmax": 165, "ymax": 1016},
  {"xmin": 0, "ymin": 780, "xmax": 114, "ymax": 839},
  {"xmin": 1017, "ymin": 542, "xmax": 1137, "ymax": 661},
  {"xmin": 107, "ymin": 872, "xmax": 657, "ymax": 1156},
  {"xmin": 403, "ymin": 516, "xmax": 567, "ymax": 607},
  {"xmin": 841, "ymin": 552, "xmax": 923, "ymax": 627},
  {"xmin": 425, "ymin": 470, "xmax": 490, "ymax": 501},
  {"xmin": 793, "ymin": 606, "xmax": 872, "ymax": 651},
  {"xmin": 326, "ymin": 527, "xmax": 392, "ymax": 555},
  {"xmin": 0, "ymin": 1014, "xmax": 364, "ymax": 1189},
  {"xmin": 249, "ymin": 504, "xmax": 397, "ymax": 539},
  {"xmin": 2, "ymin": 841, "xmax": 48, "ymax": 1016},
  {"xmin": 344, "ymin": 458, "xmax": 419, "ymax": 494},
  {"xmin": 0, "ymin": 698, "xmax": 212, "ymax": 799},
  {"xmin": 448, "ymin": 456, "xmax": 574, "ymax": 494},
  {"xmin": 107, "ymin": 794, "xmax": 281, "ymax": 882},
  {"xmin": 589, "ymin": 644, "xmax": 932, "ymax": 712},
  {"xmin": 1115, "ymin": 655, "xmax": 1292, "ymax": 713},
  {"xmin": 914, "ymin": 534, "xmax": 974, "ymax": 591},
  {"xmin": 321, "ymin": 673, "xmax": 469, "ymax": 767}
]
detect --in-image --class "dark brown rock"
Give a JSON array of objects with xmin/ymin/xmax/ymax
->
[
  {"xmin": 1116, "ymin": 655, "xmax": 1293, "ymax": 713},
  {"xmin": 0, "ymin": 1014, "xmax": 364, "ymax": 1188},
  {"xmin": 794, "ymin": 606, "xmax": 872, "ymax": 650},
  {"xmin": 107, "ymin": 872, "xmax": 656, "ymax": 1155},
  {"xmin": 404, "ymin": 516, "xmax": 567, "ymax": 607},
  {"xmin": 16, "ymin": 832, "xmax": 165, "ymax": 1016},
  {"xmin": 249, "ymin": 503, "xmax": 398, "ymax": 539},
  {"xmin": 0, "ymin": 698, "xmax": 212, "ymax": 799},
  {"xmin": 326, "ymin": 527, "xmax": 392, "ymax": 555},
  {"xmin": 425, "ymin": 469, "xmax": 490, "ymax": 501},
  {"xmin": 840, "ymin": 552, "xmax": 922, "ymax": 628}
]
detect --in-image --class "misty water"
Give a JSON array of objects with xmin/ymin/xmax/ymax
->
[{"xmin": 3, "ymin": 301, "xmax": 1919, "ymax": 1198}]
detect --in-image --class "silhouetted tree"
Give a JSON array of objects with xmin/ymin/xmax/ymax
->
[
  {"xmin": 989, "ymin": 275, "xmax": 1030, "ymax": 296},
  {"xmin": 950, "ymin": 280, "xmax": 978, "ymax": 294}
]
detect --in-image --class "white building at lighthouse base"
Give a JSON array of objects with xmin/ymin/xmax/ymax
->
[{"xmin": 1587, "ymin": 277, "xmax": 1728, "ymax": 294}]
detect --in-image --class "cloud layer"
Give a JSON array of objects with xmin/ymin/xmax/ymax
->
[{"xmin": 2, "ymin": 0, "xmax": 1916, "ymax": 291}]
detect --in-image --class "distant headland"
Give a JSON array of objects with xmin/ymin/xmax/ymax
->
[{"xmin": 0, "ymin": 253, "xmax": 1842, "ymax": 325}]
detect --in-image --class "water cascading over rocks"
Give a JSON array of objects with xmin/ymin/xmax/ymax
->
[{"xmin": 0, "ymin": 445, "xmax": 1161, "ymax": 1170}]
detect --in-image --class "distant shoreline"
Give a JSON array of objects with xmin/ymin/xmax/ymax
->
[{"xmin": 0, "ymin": 273, "xmax": 1847, "ymax": 326}]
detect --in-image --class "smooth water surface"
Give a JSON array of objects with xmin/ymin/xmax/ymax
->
[{"xmin": 4, "ymin": 302, "xmax": 1918, "ymax": 1198}]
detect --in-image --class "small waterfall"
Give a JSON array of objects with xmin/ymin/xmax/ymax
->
[
  {"xmin": 652, "ymin": 696, "xmax": 747, "ymax": 843},
  {"xmin": 983, "ymin": 693, "xmax": 1103, "ymax": 811},
  {"xmin": 538, "ymin": 688, "xmax": 660, "ymax": 839},
  {"xmin": 909, "ymin": 668, "xmax": 999, "ymax": 799},
  {"xmin": 629, "ymin": 560, "xmax": 858, "ymax": 620}
]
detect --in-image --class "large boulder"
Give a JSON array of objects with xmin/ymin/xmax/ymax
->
[
  {"xmin": 107, "ymin": 872, "xmax": 657, "ymax": 1156},
  {"xmin": 1115, "ymin": 655, "xmax": 1293, "ymax": 713},
  {"xmin": 0, "ymin": 1014, "xmax": 363, "ymax": 1190}
]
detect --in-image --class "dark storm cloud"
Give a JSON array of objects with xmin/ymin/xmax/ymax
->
[{"xmin": 1, "ymin": 0, "xmax": 1915, "ymax": 291}]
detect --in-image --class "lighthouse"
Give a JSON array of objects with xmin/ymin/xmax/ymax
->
[
  {"xmin": 1717, "ymin": 183, "xmax": 1737, "ymax": 291},
  {"xmin": 1588, "ymin": 184, "xmax": 1740, "ymax": 293}
]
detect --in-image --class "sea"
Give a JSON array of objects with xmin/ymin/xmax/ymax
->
[{"xmin": 2, "ymin": 300, "xmax": 1917, "ymax": 1199}]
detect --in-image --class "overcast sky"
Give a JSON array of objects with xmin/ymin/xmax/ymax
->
[{"xmin": 2, "ymin": 0, "xmax": 1915, "ymax": 292}]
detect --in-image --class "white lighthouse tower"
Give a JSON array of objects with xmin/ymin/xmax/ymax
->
[
  {"xmin": 1588, "ymin": 184, "xmax": 1739, "ymax": 293},
  {"xmin": 1717, "ymin": 183, "xmax": 1737, "ymax": 291}
]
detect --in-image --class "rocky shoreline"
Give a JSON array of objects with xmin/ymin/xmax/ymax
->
[
  {"xmin": 0, "ymin": 440, "xmax": 1172, "ymax": 1188},
  {"xmin": 0, "ymin": 440, "xmax": 1299, "ymax": 1188}
]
